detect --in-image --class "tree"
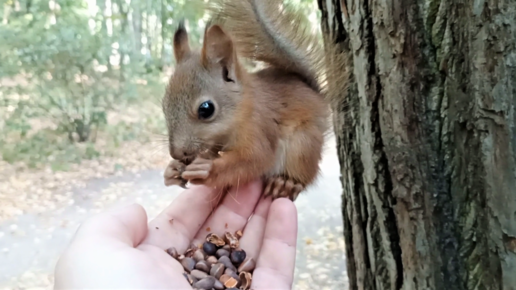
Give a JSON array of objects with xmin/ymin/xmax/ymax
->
[{"xmin": 318, "ymin": 1, "xmax": 516, "ymax": 289}]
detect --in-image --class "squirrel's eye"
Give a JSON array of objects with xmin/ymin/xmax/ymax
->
[{"xmin": 198, "ymin": 101, "xmax": 215, "ymax": 120}]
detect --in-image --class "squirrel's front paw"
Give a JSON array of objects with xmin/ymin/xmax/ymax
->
[
  {"xmin": 164, "ymin": 159, "xmax": 187, "ymax": 188},
  {"xmin": 181, "ymin": 157, "xmax": 213, "ymax": 184}
]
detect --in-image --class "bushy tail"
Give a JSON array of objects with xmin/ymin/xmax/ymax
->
[{"xmin": 206, "ymin": 0, "xmax": 325, "ymax": 93}]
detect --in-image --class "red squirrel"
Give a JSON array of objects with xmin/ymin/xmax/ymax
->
[{"xmin": 162, "ymin": 0, "xmax": 347, "ymax": 201}]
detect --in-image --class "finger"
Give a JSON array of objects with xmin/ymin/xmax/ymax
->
[
  {"xmin": 237, "ymin": 196, "xmax": 273, "ymax": 260},
  {"xmin": 164, "ymin": 177, "xmax": 184, "ymax": 187},
  {"xmin": 74, "ymin": 203, "xmax": 148, "ymax": 248},
  {"xmin": 191, "ymin": 179, "xmax": 263, "ymax": 246},
  {"xmin": 141, "ymin": 184, "xmax": 221, "ymax": 253},
  {"xmin": 184, "ymin": 163, "xmax": 211, "ymax": 171},
  {"xmin": 252, "ymin": 198, "xmax": 298, "ymax": 290},
  {"xmin": 182, "ymin": 170, "xmax": 210, "ymax": 180}
]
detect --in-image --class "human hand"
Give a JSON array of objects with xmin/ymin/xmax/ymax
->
[{"xmin": 54, "ymin": 180, "xmax": 298, "ymax": 289}]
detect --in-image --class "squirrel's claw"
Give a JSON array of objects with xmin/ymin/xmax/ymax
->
[
  {"xmin": 164, "ymin": 159, "xmax": 188, "ymax": 188},
  {"xmin": 263, "ymin": 175, "xmax": 304, "ymax": 201}
]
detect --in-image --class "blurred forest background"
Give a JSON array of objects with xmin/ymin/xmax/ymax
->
[
  {"xmin": 0, "ymin": 0, "xmax": 320, "ymax": 220},
  {"xmin": 1, "ymin": 0, "xmax": 319, "ymax": 168}
]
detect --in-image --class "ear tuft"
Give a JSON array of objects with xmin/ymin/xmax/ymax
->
[
  {"xmin": 173, "ymin": 19, "xmax": 191, "ymax": 63},
  {"xmin": 201, "ymin": 24, "xmax": 234, "ymax": 67}
]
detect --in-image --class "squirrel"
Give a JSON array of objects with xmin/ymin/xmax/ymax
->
[{"xmin": 162, "ymin": 0, "xmax": 348, "ymax": 201}]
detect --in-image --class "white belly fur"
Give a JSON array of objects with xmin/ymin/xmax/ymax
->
[{"xmin": 267, "ymin": 138, "xmax": 287, "ymax": 177}]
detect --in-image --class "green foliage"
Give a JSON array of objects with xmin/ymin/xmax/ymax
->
[{"xmin": 0, "ymin": 129, "xmax": 100, "ymax": 170}]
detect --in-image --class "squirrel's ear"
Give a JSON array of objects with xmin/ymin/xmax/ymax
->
[
  {"xmin": 173, "ymin": 20, "xmax": 191, "ymax": 63},
  {"xmin": 202, "ymin": 25, "xmax": 238, "ymax": 82}
]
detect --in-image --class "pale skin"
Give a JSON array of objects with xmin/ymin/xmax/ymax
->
[{"xmin": 54, "ymin": 179, "xmax": 298, "ymax": 289}]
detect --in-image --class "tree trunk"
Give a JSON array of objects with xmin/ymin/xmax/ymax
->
[
  {"xmin": 131, "ymin": 0, "xmax": 142, "ymax": 58},
  {"xmin": 318, "ymin": 1, "xmax": 516, "ymax": 290},
  {"xmin": 160, "ymin": 0, "xmax": 166, "ymax": 71},
  {"xmin": 97, "ymin": 0, "xmax": 112, "ymax": 71},
  {"xmin": 2, "ymin": 1, "xmax": 12, "ymax": 25},
  {"xmin": 115, "ymin": 0, "xmax": 128, "ymax": 81},
  {"xmin": 25, "ymin": 0, "xmax": 31, "ymax": 13},
  {"xmin": 145, "ymin": 0, "xmax": 153, "ymax": 62}
]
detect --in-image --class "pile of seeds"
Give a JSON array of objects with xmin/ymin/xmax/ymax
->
[{"xmin": 166, "ymin": 230, "xmax": 255, "ymax": 290}]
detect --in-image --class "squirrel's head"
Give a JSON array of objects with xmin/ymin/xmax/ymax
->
[{"xmin": 162, "ymin": 21, "xmax": 244, "ymax": 164}]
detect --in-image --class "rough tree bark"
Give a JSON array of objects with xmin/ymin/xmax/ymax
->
[{"xmin": 318, "ymin": 1, "xmax": 516, "ymax": 290}]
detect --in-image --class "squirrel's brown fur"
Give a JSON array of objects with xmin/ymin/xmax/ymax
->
[
  {"xmin": 206, "ymin": 0, "xmax": 325, "ymax": 93},
  {"xmin": 162, "ymin": 0, "xmax": 348, "ymax": 200}
]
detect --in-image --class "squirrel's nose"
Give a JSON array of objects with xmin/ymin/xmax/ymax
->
[{"xmin": 170, "ymin": 147, "xmax": 192, "ymax": 161}]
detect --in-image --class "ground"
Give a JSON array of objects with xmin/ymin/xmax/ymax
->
[{"xmin": 0, "ymin": 134, "xmax": 347, "ymax": 290}]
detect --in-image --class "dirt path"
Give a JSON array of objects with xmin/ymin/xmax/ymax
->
[{"xmin": 0, "ymin": 136, "xmax": 348, "ymax": 290}]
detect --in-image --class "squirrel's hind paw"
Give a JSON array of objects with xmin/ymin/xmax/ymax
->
[{"xmin": 263, "ymin": 176, "xmax": 304, "ymax": 201}]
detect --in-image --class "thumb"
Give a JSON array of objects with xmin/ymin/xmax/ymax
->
[{"xmin": 74, "ymin": 203, "xmax": 149, "ymax": 247}]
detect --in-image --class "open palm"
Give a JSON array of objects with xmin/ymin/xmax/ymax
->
[{"xmin": 54, "ymin": 180, "xmax": 297, "ymax": 289}]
